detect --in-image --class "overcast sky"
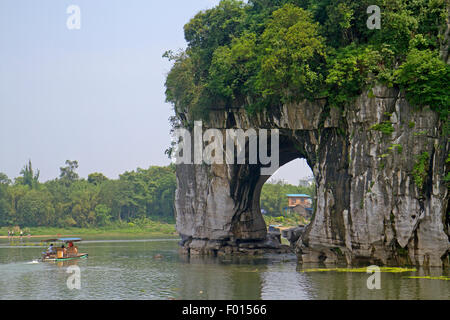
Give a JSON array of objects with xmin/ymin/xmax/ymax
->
[{"xmin": 0, "ymin": 0, "xmax": 312, "ymax": 185}]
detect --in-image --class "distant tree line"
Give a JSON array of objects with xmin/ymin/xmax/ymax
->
[{"xmin": 0, "ymin": 160, "xmax": 177, "ymax": 228}]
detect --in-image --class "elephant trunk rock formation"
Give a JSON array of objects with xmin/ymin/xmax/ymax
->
[{"xmin": 174, "ymin": 86, "xmax": 449, "ymax": 267}]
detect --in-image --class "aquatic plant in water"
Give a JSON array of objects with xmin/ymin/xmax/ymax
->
[
  {"xmin": 300, "ymin": 267, "xmax": 417, "ymax": 273},
  {"xmin": 406, "ymin": 276, "xmax": 450, "ymax": 281}
]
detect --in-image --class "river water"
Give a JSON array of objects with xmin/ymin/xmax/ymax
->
[{"xmin": 0, "ymin": 238, "xmax": 448, "ymax": 300}]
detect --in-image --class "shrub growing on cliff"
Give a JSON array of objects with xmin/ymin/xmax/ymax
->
[
  {"xmin": 395, "ymin": 49, "xmax": 450, "ymax": 120},
  {"xmin": 369, "ymin": 121, "xmax": 395, "ymax": 135},
  {"xmin": 326, "ymin": 44, "xmax": 383, "ymax": 107},
  {"xmin": 445, "ymin": 153, "xmax": 450, "ymax": 190},
  {"xmin": 412, "ymin": 152, "xmax": 430, "ymax": 190},
  {"xmin": 207, "ymin": 32, "xmax": 258, "ymax": 108},
  {"xmin": 255, "ymin": 4, "xmax": 326, "ymax": 106}
]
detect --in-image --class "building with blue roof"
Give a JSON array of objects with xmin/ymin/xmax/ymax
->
[{"xmin": 286, "ymin": 194, "xmax": 312, "ymax": 207}]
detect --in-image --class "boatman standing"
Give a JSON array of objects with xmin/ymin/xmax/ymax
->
[{"xmin": 47, "ymin": 243, "xmax": 55, "ymax": 255}]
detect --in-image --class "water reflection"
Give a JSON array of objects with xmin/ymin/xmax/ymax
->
[
  {"xmin": 0, "ymin": 239, "xmax": 448, "ymax": 300},
  {"xmin": 261, "ymin": 259, "xmax": 316, "ymax": 300},
  {"xmin": 177, "ymin": 255, "xmax": 267, "ymax": 300}
]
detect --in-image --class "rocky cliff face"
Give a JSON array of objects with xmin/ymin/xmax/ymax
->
[{"xmin": 175, "ymin": 86, "xmax": 449, "ymax": 267}]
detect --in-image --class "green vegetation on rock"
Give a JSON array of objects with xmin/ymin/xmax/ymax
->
[
  {"xmin": 370, "ymin": 121, "xmax": 395, "ymax": 135},
  {"xmin": 395, "ymin": 48, "xmax": 450, "ymax": 122},
  {"xmin": 444, "ymin": 153, "xmax": 450, "ymax": 189},
  {"xmin": 412, "ymin": 151, "xmax": 430, "ymax": 190},
  {"xmin": 165, "ymin": 0, "xmax": 449, "ymax": 123}
]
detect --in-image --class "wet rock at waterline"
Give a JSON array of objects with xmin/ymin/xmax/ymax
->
[{"xmin": 174, "ymin": 86, "xmax": 449, "ymax": 267}]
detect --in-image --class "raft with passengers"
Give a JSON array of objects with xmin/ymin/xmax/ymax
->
[{"xmin": 41, "ymin": 238, "xmax": 88, "ymax": 262}]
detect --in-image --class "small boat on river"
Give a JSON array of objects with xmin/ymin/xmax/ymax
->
[{"xmin": 41, "ymin": 238, "xmax": 88, "ymax": 262}]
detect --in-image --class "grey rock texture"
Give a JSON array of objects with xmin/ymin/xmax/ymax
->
[{"xmin": 174, "ymin": 86, "xmax": 449, "ymax": 267}]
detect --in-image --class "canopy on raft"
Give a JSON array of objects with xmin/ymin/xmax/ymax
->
[{"xmin": 43, "ymin": 238, "xmax": 82, "ymax": 243}]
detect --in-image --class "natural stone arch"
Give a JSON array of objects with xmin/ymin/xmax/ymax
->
[
  {"xmin": 175, "ymin": 86, "xmax": 449, "ymax": 267},
  {"xmin": 228, "ymin": 133, "xmax": 314, "ymax": 240}
]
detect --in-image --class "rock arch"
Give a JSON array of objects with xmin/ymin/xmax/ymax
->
[{"xmin": 175, "ymin": 86, "xmax": 449, "ymax": 267}]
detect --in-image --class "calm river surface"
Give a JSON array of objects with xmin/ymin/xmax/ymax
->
[{"xmin": 0, "ymin": 238, "xmax": 448, "ymax": 300}]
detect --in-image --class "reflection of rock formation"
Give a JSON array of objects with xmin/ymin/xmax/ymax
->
[
  {"xmin": 260, "ymin": 259, "xmax": 315, "ymax": 300},
  {"xmin": 297, "ymin": 266, "xmax": 450, "ymax": 300},
  {"xmin": 175, "ymin": 86, "xmax": 449, "ymax": 267},
  {"xmin": 177, "ymin": 255, "xmax": 265, "ymax": 299}
]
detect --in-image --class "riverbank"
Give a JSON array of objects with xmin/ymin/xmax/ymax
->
[
  {"xmin": 263, "ymin": 214, "xmax": 310, "ymax": 228},
  {"xmin": 0, "ymin": 221, "xmax": 178, "ymax": 240},
  {"xmin": 1, "ymin": 215, "xmax": 306, "ymax": 241}
]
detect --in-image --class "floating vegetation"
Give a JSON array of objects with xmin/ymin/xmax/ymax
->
[
  {"xmin": 301, "ymin": 267, "xmax": 417, "ymax": 273},
  {"xmin": 7, "ymin": 241, "xmax": 44, "ymax": 247},
  {"xmin": 406, "ymin": 276, "xmax": 450, "ymax": 281}
]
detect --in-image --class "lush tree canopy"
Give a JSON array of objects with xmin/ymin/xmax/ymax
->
[{"xmin": 165, "ymin": 0, "xmax": 449, "ymax": 120}]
